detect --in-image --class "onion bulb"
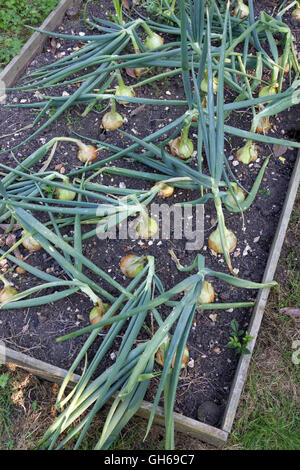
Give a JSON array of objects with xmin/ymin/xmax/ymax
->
[
  {"xmin": 200, "ymin": 69, "xmax": 218, "ymax": 94},
  {"xmin": 144, "ymin": 32, "xmax": 164, "ymax": 50},
  {"xmin": 225, "ymin": 182, "xmax": 246, "ymax": 207},
  {"xmin": 154, "ymin": 182, "xmax": 174, "ymax": 198},
  {"xmin": 115, "ymin": 84, "xmax": 135, "ymax": 105},
  {"xmin": 89, "ymin": 299, "xmax": 113, "ymax": 329},
  {"xmin": 136, "ymin": 214, "xmax": 158, "ymax": 239},
  {"xmin": 0, "ymin": 284, "xmax": 18, "ymax": 304},
  {"xmin": 208, "ymin": 225, "xmax": 237, "ymax": 254},
  {"xmin": 256, "ymin": 115, "xmax": 271, "ymax": 134},
  {"xmin": 258, "ymin": 83, "xmax": 278, "ymax": 98},
  {"xmin": 155, "ymin": 334, "xmax": 189, "ymax": 368},
  {"xmin": 55, "ymin": 178, "xmax": 76, "ymax": 201},
  {"xmin": 292, "ymin": 7, "xmax": 300, "ymax": 19},
  {"xmin": 233, "ymin": 1, "xmax": 249, "ymax": 18},
  {"xmin": 102, "ymin": 110, "xmax": 123, "ymax": 131},
  {"xmin": 77, "ymin": 143, "xmax": 98, "ymax": 163},
  {"xmin": 198, "ymin": 280, "xmax": 215, "ymax": 305},
  {"xmin": 278, "ymin": 56, "xmax": 290, "ymax": 74},
  {"xmin": 169, "ymin": 126, "xmax": 194, "ymax": 160},
  {"xmin": 236, "ymin": 140, "xmax": 258, "ymax": 164},
  {"xmin": 21, "ymin": 230, "xmax": 41, "ymax": 252},
  {"xmin": 120, "ymin": 254, "xmax": 146, "ymax": 278}
]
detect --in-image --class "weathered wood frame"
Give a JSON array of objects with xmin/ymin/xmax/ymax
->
[{"xmin": 0, "ymin": 0, "xmax": 299, "ymax": 448}]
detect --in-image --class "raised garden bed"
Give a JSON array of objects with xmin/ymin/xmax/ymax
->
[{"xmin": 0, "ymin": 0, "xmax": 299, "ymax": 449}]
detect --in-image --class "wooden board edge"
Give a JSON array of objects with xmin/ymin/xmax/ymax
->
[
  {"xmin": 0, "ymin": 0, "xmax": 83, "ymax": 89},
  {"xmin": 221, "ymin": 150, "xmax": 300, "ymax": 434}
]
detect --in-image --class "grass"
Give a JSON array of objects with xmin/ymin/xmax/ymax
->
[
  {"xmin": 0, "ymin": 0, "xmax": 60, "ymax": 69},
  {"xmin": 0, "ymin": 192, "xmax": 299, "ymax": 450}
]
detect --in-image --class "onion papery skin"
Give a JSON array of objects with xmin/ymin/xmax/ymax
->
[
  {"xmin": 155, "ymin": 183, "xmax": 174, "ymax": 198},
  {"xmin": 89, "ymin": 301, "xmax": 113, "ymax": 329},
  {"xmin": 144, "ymin": 32, "xmax": 164, "ymax": 50},
  {"xmin": 256, "ymin": 116, "xmax": 271, "ymax": 134},
  {"xmin": 21, "ymin": 231, "xmax": 42, "ymax": 252},
  {"xmin": 233, "ymin": 2, "xmax": 249, "ymax": 18},
  {"xmin": 0, "ymin": 285, "xmax": 18, "ymax": 304},
  {"xmin": 115, "ymin": 85, "xmax": 135, "ymax": 105},
  {"xmin": 77, "ymin": 145, "xmax": 98, "ymax": 163},
  {"xmin": 292, "ymin": 7, "xmax": 300, "ymax": 19},
  {"xmin": 225, "ymin": 185, "xmax": 246, "ymax": 207},
  {"xmin": 198, "ymin": 280, "xmax": 215, "ymax": 305},
  {"xmin": 55, "ymin": 183, "xmax": 76, "ymax": 201},
  {"xmin": 236, "ymin": 140, "xmax": 258, "ymax": 164},
  {"xmin": 102, "ymin": 111, "xmax": 123, "ymax": 131},
  {"xmin": 120, "ymin": 254, "xmax": 145, "ymax": 278},
  {"xmin": 169, "ymin": 136, "xmax": 193, "ymax": 160},
  {"xmin": 155, "ymin": 334, "xmax": 189, "ymax": 368},
  {"xmin": 136, "ymin": 216, "xmax": 158, "ymax": 239},
  {"xmin": 208, "ymin": 226, "xmax": 237, "ymax": 254}
]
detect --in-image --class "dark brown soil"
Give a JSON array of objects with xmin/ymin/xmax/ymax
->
[{"xmin": 0, "ymin": 1, "xmax": 299, "ymax": 427}]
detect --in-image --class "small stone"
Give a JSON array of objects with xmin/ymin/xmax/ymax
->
[
  {"xmin": 66, "ymin": 7, "xmax": 80, "ymax": 20},
  {"xmin": 197, "ymin": 401, "xmax": 222, "ymax": 426}
]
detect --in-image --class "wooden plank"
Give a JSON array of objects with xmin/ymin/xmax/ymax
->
[
  {"xmin": 2, "ymin": 344, "xmax": 228, "ymax": 448},
  {"xmin": 0, "ymin": 0, "xmax": 298, "ymax": 447},
  {"xmin": 221, "ymin": 151, "xmax": 300, "ymax": 434},
  {"xmin": 0, "ymin": 0, "xmax": 83, "ymax": 90}
]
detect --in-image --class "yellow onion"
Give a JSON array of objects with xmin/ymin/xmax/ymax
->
[
  {"xmin": 258, "ymin": 83, "xmax": 278, "ymax": 98},
  {"xmin": 0, "ymin": 284, "xmax": 18, "ymax": 304},
  {"xmin": 169, "ymin": 131, "xmax": 194, "ymax": 160},
  {"xmin": 256, "ymin": 115, "xmax": 271, "ymax": 134},
  {"xmin": 77, "ymin": 143, "xmax": 98, "ymax": 163},
  {"xmin": 144, "ymin": 32, "xmax": 164, "ymax": 50},
  {"xmin": 115, "ymin": 84, "xmax": 135, "ymax": 105},
  {"xmin": 89, "ymin": 300, "xmax": 114, "ymax": 329},
  {"xmin": 208, "ymin": 225, "xmax": 237, "ymax": 254},
  {"xmin": 155, "ymin": 334, "xmax": 189, "ymax": 368},
  {"xmin": 154, "ymin": 182, "xmax": 174, "ymax": 198},
  {"xmin": 21, "ymin": 230, "xmax": 41, "ymax": 252},
  {"xmin": 120, "ymin": 254, "xmax": 146, "ymax": 278},
  {"xmin": 102, "ymin": 110, "xmax": 123, "ymax": 131},
  {"xmin": 292, "ymin": 7, "xmax": 300, "ymax": 19},
  {"xmin": 225, "ymin": 182, "xmax": 246, "ymax": 207},
  {"xmin": 236, "ymin": 140, "xmax": 258, "ymax": 164},
  {"xmin": 233, "ymin": 1, "xmax": 249, "ymax": 18},
  {"xmin": 198, "ymin": 280, "xmax": 215, "ymax": 305},
  {"xmin": 55, "ymin": 178, "xmax": 76, "ymax": 201},
  {"xmin": 278, "ymin": 55, "xmax": 290, "ymax": 74},
  {"xmin": 200, "ymin": 69, "xmax": 218, "ymax": 94},
  {"xmin": 136, "ymin": 215, "xmax": 158, "ymax": 239}
]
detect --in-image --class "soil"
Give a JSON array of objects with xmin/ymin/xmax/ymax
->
[{"xmin": 0, "ymin": 0, "xmax": 299, "ymax": 428}]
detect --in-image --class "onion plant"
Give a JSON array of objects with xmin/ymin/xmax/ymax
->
[{"xmin": 36, "ymin": 252, "xmax": 277, "ymax": 450}]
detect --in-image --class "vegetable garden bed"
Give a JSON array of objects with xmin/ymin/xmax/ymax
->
[{"xmin": 0, "ymin": 0, "xmax": 299, "ymax": 450}]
